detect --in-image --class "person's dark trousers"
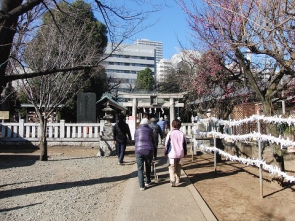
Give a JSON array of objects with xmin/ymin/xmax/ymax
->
[
  {"xmin": 153, "ymin": 144, "xmax": 158, "ymax": 160},
  {"xmin": 136, "ymin": 154, "xmax": 152, "ymax": 188},
  {"xmin": 116, "ymin": 141, "xmax": 126, "ymax": 163},
  {"xmin": 160, "ymin": 131, "xmax": 165, "ymax": 144}
]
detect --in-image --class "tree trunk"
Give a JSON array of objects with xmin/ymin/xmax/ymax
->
[
  {"xmin": 0, "ymin": 0, "xmax": 22, "ymax": 95},
  {"xmin": 263, "ymin": 99, "xmax": 285, "ymax": 172},
  {"xmin": 215, "ymin": 125, "xmax": 225, "ymax": 163},
  {"xmin": 39, "ymin": 116, "xmax": 48, "ymax": 161}
]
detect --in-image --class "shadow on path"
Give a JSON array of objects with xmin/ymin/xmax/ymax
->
[{"xmin": 0, "ymin": 171, "xmax": 137, "ymax": 200}]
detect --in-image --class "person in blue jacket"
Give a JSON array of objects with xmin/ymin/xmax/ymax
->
[{"xmin": 157, "ymin": 117, "xmax": 167, "ymax": 144}]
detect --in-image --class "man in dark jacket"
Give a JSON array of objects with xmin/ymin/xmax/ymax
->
[
  {"xmin": 149, "ymin": 118, "xmax": 163, "ymax": 160},
  {"xmin": 113, "ymin": 113, "xmax": 132, "ymax": 165},
  {"xmin": 134, "ymin": 118, "xmax": 155, "ymax": 190}
]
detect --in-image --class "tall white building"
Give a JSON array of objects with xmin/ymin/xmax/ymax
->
[
  {"xmin": 156, "ymin": 59, "xmax": 172, "ymax": 83},
  {"xmin": 171, "ymin": 50, "xmax": 201, "ymax": 68},
  {"xmin": 134, "ymin": 39, "xmax": 163, "ymax": 64},
  {"xmin": 103, "ymin": 43, "xmax": 156, "ymax": 92},
  {"xmin": 156, "ymin": 50, "xmax": 201, "ymax": 83}
]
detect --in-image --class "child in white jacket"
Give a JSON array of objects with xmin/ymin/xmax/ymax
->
[{"xmin": 164, "ymin": 119, "xmax": 187, "ymax": 187}]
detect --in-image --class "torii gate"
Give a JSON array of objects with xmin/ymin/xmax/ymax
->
[{"xmin": 118, "ymin": 91, "xmax": 186, "ymax": 133}]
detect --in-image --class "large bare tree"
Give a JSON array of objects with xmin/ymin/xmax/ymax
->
[
  {"xmin": 179, "ymin": 0, "xmax": 295, "ymax": 171},
  {"xmin": 182, "ymin": 50, "xmax": 255, "ymax": 120},
  {"xmin": 0, "ymin": 0, "xmax": 161, "ymax": 98},
  {"xmin": 179, "ymin": 0, "xmax": 295, "ymax": 114},
  {"xmin": 15, "ymin": 0, "xmax": 107, "ymax": 161}
]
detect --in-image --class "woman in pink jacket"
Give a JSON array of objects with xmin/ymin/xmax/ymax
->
[{"xmin": 164, "ymin": 119, "xmax": 187, "ymax": 187}]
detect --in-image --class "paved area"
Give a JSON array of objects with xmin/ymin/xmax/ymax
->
[{"xmin": 115, "ymin": 146, "xmax": 217, "ymax": 221}]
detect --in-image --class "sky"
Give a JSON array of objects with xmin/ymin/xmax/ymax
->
[
  {"xmin": 91, "ymin": 0, "xmax": 203, "ymax": 59},
  {"xmin": 119, "ymin": 0, "xmax": 198, "ymax": 59}
]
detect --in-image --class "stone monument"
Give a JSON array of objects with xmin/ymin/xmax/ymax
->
[
  {"xmin": 97, "ymin": 102, "xmax": 116, "ymax": 156},
  {"xmin": 77, "ymin": 92, "xmax": 96, "ymax": 123}
]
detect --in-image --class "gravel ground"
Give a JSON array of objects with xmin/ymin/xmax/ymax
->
[
  {"xmin": 3, "ymin": 145, "xmax": 294, "ymax": 221},
  {"xmin": 0, "ymin": 147, "xmax": 135, "ymax": 221}
]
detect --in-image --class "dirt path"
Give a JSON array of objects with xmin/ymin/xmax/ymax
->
[{"xmin": 182, "ymin": 153, "xmax": 295, "ymax": 221}]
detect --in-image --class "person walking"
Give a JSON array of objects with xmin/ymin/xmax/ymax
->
[
  {"xmin": 164, "ymin": 119, "xmax": 187, "ymax": 187},
  {"xmin": 157, "ymin": 117, "xmax": 167, "ymax": 144},
  {"xmin": 143, "ymin": 112, "xmax": 149, "ymax": 119},
  {"xmin": 148, "ymin": 118, "xmax": 163, "ymax": 160},
  {"xmin": 164, "ymin": 116, "xmax": 170, "ymax": 131},
  {"xmin": 113, "ymin": 113, "xmax": 132, "ymax": 165},
  {"xmin": 134, "ymin": 118, "xmax": 155, "ymax": 191}
]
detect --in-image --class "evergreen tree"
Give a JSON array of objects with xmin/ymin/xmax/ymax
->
[{"xmin": 135, "ymin": 67, "xmax": 154, "ymax": 91}]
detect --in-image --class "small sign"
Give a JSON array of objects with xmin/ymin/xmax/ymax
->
[
  {"xmin": 0, "ymin": 111, "xmax": 9, "ymax": 120},
  {"xmin": 127, "ymin": 116, "xmax": 136, "ymax": 140}
]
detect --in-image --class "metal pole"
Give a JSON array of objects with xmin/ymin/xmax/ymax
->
[
  {"xmin": 214, "ymin": 136, "xmax": 217, "ymax": 171},
  {"xmin": 257, "ymin": 119, "xmax": 263, "ymax": 198},
  {"xmin": 191, "ymin": 137, "xmax": 194, "ymax": 162}
]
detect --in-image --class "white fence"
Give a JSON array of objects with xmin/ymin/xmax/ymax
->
[
  {"xmin": 180, "ymin": 123, "xmax": 194, "ymax": 138},
  {"xmin": 0, "ymin": 120, "xmax": 195, "ymax": 143},
  {"xmin": 0, "ymin": 119, "xmax": 103, "ymax": 142}
]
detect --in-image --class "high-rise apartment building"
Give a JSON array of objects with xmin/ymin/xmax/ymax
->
[
  {"xmin": 103, "ymin": 43, "xmax": 156, "ymax": 92},
  {"xmin": 134, "ymin": 39, "xmax": 163, "ymax": 64},
  {"xmin": 156, "ymin": 59, "xmax": 172, "ymax": 83},
  {"xmin": 156, "ymin": 50, "xmax": 201, "ymax": 83}
]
